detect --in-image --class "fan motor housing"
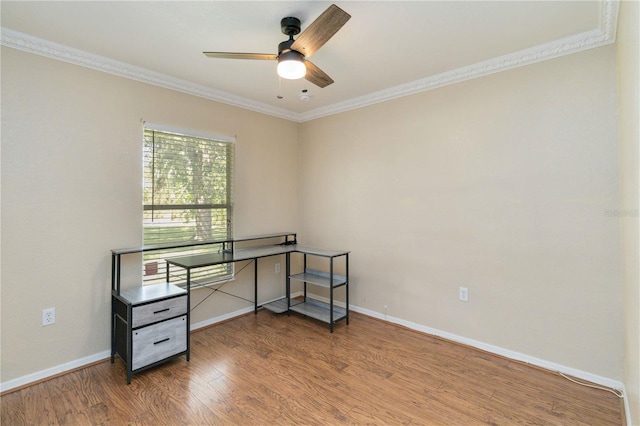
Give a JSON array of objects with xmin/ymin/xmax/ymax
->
[{"xmin": 281, "ymin": 17, "xmax": 301, "ymax": 36}]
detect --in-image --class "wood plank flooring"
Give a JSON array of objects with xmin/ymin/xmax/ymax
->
[{"xmin": 1, "ymin": 310, "xmax": 625, "ymax": 425}]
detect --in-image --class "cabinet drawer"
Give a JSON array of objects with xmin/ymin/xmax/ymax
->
[
  {"xmin": 132, "ymin": 315, "xmax": 187, "ymax": 371},
  {"xmin": 132, "ymin": 295, "xmax": 187, "ymax": 328}
]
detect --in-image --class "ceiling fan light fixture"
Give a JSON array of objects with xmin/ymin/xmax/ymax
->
[{"xmin": 277, "ymin": 51, "xmax": 306, "ymax": 80}]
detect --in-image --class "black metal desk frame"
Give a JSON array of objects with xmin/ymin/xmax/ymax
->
[
  {"xmin": 164, "ymin": 237, "xmax": 350, "ymax": 332},
  {"xmin": 111, "ymin": 232, "xmax": 349, "ymax": 383}
]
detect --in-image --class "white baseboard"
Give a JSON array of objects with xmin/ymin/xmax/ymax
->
[
  {"xmin": 347, "ymin": 303, "xmax": 630, "ymax": 425},
  {"xmin": 349, "ymin": 303, "xmax": 625, "ymax": 390},
  {"xmin": 0, "ymin": 301, "xmax": 272, "ymax": 394},
  {"xmin": 294, "ymin": 292, "xmax": 625, "ymax": 392},
  {"xmin": 0, "ymin": 350, "xmax": 111, "ymax": 393},
  {"xmin": 2, "ymin": 298, "xmax": 630, "ymax": 426}
]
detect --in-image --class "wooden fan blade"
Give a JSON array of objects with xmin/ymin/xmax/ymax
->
[
  {"xmin": 203, "ymin": 52, "xmax": 277, "ymax": 60},
  {"xmin": 305, "ymin": 60, "xmax": 334, "ymax": 88},
  {"xmin": 291, "ymin": 4, "xmax": 351, "ymax": 58}
]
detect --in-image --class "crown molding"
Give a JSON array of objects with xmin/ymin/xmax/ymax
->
[
  {"xmin": 0, "ymin": 27, "xmax": 299, "ymax": 122},
  {"xmin": 1, "ymin": 0, "xmax": 618, "ymax": 124},
  {"xmin": 299, "ymin": 0, "xmax": 619, "ymax": 122}
]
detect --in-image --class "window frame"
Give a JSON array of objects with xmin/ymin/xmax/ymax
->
[{"xmin": 141, "ymin": 123, "xmax": 235, "ymax": 288}]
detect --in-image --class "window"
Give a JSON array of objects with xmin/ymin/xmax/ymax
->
[{"xmin": 142, "ymin": 124, "xmax": 234, "ymax": 287}]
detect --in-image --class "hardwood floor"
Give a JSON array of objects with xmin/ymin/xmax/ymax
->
[{"xmin": 2, "ymin": 310, "xmax": 624, "ymax": 425}]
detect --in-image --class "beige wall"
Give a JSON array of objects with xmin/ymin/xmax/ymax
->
[
  {"xmin": 300, "ymin": 46, "xmax": 623, "ymax": 380},
  {"xmin": 616, "ymin": 0, "xmax": 640, "ymax": 422},
  {"xmin": 0, "ymin": 47, "xmax": 299, "ymax": 382}
]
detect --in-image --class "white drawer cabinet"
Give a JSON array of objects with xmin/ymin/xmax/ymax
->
[
  {"xmin": 112, "ymin": 283, "xmax": 189, "ymax": 383},
  {"xmin": 132, "ymin": 295, "xmax": 187, "ymax": 328},
  {"xmin": 132, "ymin": 315, "xmax": 187, "ymax": 370}
]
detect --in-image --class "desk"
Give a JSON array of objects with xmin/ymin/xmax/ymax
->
[
  {"xmin": 166, "ymin": 244, "xmax": 350, "ymax": 332},
  {"xmin": 111, "ymin": 232, "xmax": 348, "ymax": 383}
]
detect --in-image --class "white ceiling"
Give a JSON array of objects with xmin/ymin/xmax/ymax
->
[{"xmin": 1, "ymin": 1, "xmax": 618, "ymax": 122}]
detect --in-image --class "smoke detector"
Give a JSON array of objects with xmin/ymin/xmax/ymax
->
[{"xmin": 299, "ymin": 89, "xmax": 311, "ymax": 101}]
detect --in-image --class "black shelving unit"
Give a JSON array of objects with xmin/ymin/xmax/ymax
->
[{"xmin": 283, "ymin": 247, "xmax": 349, "ymax": 332}]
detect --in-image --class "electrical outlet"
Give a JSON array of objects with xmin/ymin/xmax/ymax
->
[
  {"xmin": 42, "ymin": 308, "xmax": 56, "ymax": 326},
  {"xmin": 459, "ymin": 287, "xmax": 469, "ymax": 302},
  {"xmin": 275, "ymin": 263, "xmax": 280, "ymax": 274}
]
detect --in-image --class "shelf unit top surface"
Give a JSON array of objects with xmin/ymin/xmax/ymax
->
[
  {"xmin": 290, "ymin": 245, "xmax": 350, "ymax": 258},
  {"xmin": 118, "ymin": 282, "xmax": 186, "ymax": 305}
]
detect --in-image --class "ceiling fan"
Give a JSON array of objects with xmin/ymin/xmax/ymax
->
[{"xmin": 203, "ymin": 4, "xmax": 351, "ymax": 88}]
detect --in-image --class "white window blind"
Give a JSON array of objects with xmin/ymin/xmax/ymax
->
[{"xmin": 142, "ymin": 125, "xmax": 234, "ymax": 286}]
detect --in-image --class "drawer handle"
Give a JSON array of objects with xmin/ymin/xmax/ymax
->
[
  {"xmin": 154, "ymin": 338, "xmax": 170, "ymax": 345},
  {"xmin": 153, "ymin": 308, "xmax": 170, "ymax": 314}
]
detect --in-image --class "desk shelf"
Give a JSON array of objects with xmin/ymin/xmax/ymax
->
[
  {"xmin": 262, "ymin": 297, "xmax": 289, "ymax": 314},
  {"xmin": 290, "ymin": 270, "xmax": 347, "ymax": 288},
  {"xmin": 289, "ymin": 298, "xmax": 347, "ymax": 324}
]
